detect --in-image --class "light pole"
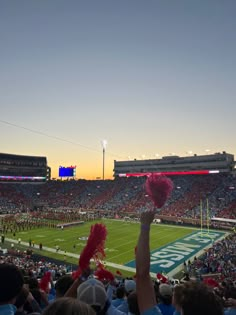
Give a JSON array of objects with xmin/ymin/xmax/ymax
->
[{"xmin": 101, "ymin": 140, "xmax": 107, "ymax": 180}]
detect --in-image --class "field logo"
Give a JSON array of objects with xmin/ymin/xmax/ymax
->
[
  {"xmin": 78, "ymin": 236, "xmax": 88, "ymax": 241},
  {"xmin": 125, "ymin": 230, "xmax": 226, "ymax": 273}
]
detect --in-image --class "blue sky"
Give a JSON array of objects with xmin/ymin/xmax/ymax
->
[{"xmin": 0, "ymin": 0, "xmax": 235, "ymax": 179}]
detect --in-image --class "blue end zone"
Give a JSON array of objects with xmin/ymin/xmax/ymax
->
[{"xmin": 125, "ymin": 230, "xmax": 226, "ymax": 274}]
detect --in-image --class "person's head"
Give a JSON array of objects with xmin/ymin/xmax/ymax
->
[
  {"xmin": 77, "ymin": 279, "xmax": 109, "ymax": 315},
  {"xmin": 224, "ymin": 286, "xmax": 236, "ymax": 300},
  {"xmin": 14, "ymin": 287, "xmax": 29, "ymax": 309},
  {"xmin": 55, "ymin": 275, "xmax": 74, "ymax": 298},
  {"xmin": 0, "ymin": 264, "xmax": 24, "ymax": 305},
  {"xmin": 42, "ymin": 297, "xmax": 95, "ymax": 315},
  {"xmin": 124, "ymin": 280, "xmax": 136, "ymax": 296},
  {"xmin": 127, "ymin": 292, "xmax": 140, "ymax": 315},
  {"xmin": 158, "ymin": 283, "xmax": 173, "ymax": 305},
  {"xmin": 172, "ymin": 284, "xmax": 184, "ymax": 312},
  {"xmin": 116, "ymin": 286, "xmax": 125, "ymax": 299},
  {"xmin": 28, "ymin": 278, "xmax": 39, "ymax": 290},
  {"xmin": 179, "ymin": 281, "xmax": 223, "ymax": 315}
]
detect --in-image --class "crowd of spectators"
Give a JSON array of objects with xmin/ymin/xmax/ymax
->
[
  {"xmin": 1, "ymin": 214, "xmax": 236, "ymax": 315},
  {"xmin": 0, "ymin": 174, "xmax": 236, "ymax": 314},
  {"xmin": 187, "ymin": 232, "xmax": 236, "ymax": 281},
  {"xmin": 0, "ymin": 174, "xmax": 235, "ymax": 221}
]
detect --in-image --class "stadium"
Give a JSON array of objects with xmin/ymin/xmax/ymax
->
[{"xmin": 0, "ymin": 151, "xmax": 235, "ymax": 279}]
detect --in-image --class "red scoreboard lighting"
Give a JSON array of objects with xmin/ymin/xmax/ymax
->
[{"xmin": 118, "ymin": 170, "xmax": 220, "ymax": 177}]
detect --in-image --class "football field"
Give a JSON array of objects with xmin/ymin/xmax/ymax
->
[{"xmin": 6, "ymin": 219, "xmax": 227, "ymax": 277}]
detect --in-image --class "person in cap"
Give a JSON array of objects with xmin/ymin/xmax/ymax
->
[
  {"xmin": 116, "ymin": 280, "xmax": 137, "ymax": 314},
  {"xmin": 111, "ymin": 287, "xmax": 125, "ymax": 308},
  {"xmin": 157, "ymin": 284, "xmax": 175, "ymax": 315},
  {"xmin": 77, "ymin": 278, "xmax": 126, "ymax": 315},
  {"xmin": 0, "ymin": 264, "xmax": 24, "ymax": 315}
]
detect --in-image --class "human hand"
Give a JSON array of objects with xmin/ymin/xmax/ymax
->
[
  {"xmin": 140, "ymin": 211, "xmax": 155, "ymax": 226},
  {"xmin": 225, "ymin": 298, "xmax": 236, "ymax": 307},
  {"xmin": 27, "ymin": 292, "xmax": 34, "ymax": 303}
]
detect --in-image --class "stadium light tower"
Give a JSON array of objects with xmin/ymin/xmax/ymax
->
[{"xmin": 101, "ymin": 140, "xmax": 107, "ymax": 180}]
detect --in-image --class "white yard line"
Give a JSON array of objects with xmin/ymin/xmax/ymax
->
[{"xmin": 5, "ymin": 237, "xmax": 137, "ymax": 274}]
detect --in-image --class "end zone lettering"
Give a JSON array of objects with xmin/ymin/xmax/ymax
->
[
  {"xmin": 125, "ymin": 230, "xmax": 226, "ymax": 274},
  {"xmin": 149, "ymin": 231, "xmax": 223, "ymax": 271}
]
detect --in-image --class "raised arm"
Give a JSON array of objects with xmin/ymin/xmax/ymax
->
[{"xmin": 136, "ymin": 210, "xmax": 157, "ymax": 314}]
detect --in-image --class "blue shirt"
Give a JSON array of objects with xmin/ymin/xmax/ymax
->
[
  {"xmin": 224, "ymin": 308, "xmax": 236, "ymax": 315},
  {"xmin": 112, "ymin": 298, "xmax": 126, "ymax": 308},
  {"xmin": 158, "ymin": 303, "xmax": 175, "ymax": 315},
  {"xmin": 0, "ymin": 304, "xmax": 16, "ymax": 315},
  {"xmin": 117, "ymin": 300, "xmax": 128, "ymax": 314},
  {"xmin": 107, "ymin": 304, "xmax": 127, "ymax": 315},
  {"xmin": 141, "ymin": 306, "xmax": 162, "ymax": 315}
]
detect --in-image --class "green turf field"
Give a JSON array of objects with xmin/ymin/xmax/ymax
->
[
  {"xmin": 5, "ymin": 219, "xmax": 227, "ymax": 277},
  {"xmin": 7, "ymin": 219, "xmax": 195, "ymax": 264}
]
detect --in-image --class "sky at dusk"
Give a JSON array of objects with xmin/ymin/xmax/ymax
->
[{"xmin": 0, "ymin": 0, "xmax": 236, "ymax": 179}]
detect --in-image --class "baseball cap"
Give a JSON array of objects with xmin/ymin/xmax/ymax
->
[
  {"xmin": 77, "ymin": 278, "xmax": 107, "ymax": 310},
  {"xmin": 125, "ymin": 280, "xmax": 136, "ymax": 293},
  {"xmin": 159, "ymin": 284, "xmax": 172, "ymax": 297}
]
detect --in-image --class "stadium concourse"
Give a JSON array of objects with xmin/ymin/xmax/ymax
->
[{"xmin": 0, "ymin": 174, "xmax": 236, "ymax": 315}]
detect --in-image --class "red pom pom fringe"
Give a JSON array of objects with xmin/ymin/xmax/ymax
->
[
  {"xmin": 39, "ymin": 271, "xmax": 51, "ymax": 292},
  {"xmin": 94, "ymin": 267, "xmax": 115, "ymax": 282},
  {"xmin": 145, "ymin": 175, "xmax": 173, "ymax": 208},
  {"xmin": 73, "ymin": 223, "xmax": 107, "ymax": 279}
]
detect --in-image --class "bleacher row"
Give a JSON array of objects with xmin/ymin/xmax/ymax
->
[{"xmin": 0, "ymin": 174, "xmax": 235, "ymax": 220}]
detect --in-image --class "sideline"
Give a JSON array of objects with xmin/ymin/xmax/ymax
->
[{"xmin": 5, "ymin": 237, "xmax": 138, "ymax": 275}]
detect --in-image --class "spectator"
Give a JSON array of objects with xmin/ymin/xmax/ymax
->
[
  {"xmin": 55, "ymin": 275, "xmax": 74, "ymax": 299},
  {"xmin": 127, "ymin": 292, "xmax": 140, "ymax": 315},
  {"xmin": 42, "ymin": 297, "xmax": 95, "ymax": 315},
  {"xmin": 14, "ymin": 287, "xmax": 41, "ymax": 315},
  {"xmin": 172, "ymin": 285, "xmax": 184, "ymax": 315},
  {"xmin": 112, "ymin": 287, "xmax": 125, "ymax": 308},
  {"xmin": 224, "ymin": 287, "xmax": 236, "ymax": 315},
  {"xmin": 77, "ymin": 279, "xmax": 109, "ymax": 315},
  {"xmin": 157, "ymin": 283, "xmax": 175, "ymax": 315},
  {"xmin": 179, "ymin": 281, "xmax": 223, "ymax": 315},
  {"xmin": 117, "ymin": 280, "xmax": 136, "ymax": 313},
  {"xmin": 0, "ymin": 264, "xmax": 24, "ymax": 315},
  {"xmin": 135, "ymin": 210, "xmax": 162, "ymax": 315},
  {"xmin": 76, "ymin": 278, "xmax": 126, "ymax": 315}
]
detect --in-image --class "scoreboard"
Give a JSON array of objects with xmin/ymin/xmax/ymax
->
[{"xmin": 59, "ymin": 166, "xmax": 76, "ymax": 177}]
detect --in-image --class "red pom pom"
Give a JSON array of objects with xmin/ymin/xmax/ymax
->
[
  {"xmin": 203, "ymin": 277, "xmax": 219, "ymax": 288},
  {"xmin": 39, "ymin": 271, "xmax": 51, "ymax": 292},
  {"xmin": 156, "ymin": 272, "xmax": 168, "ymax": 283},
  {"xmin": 145, "ymin": 175, "xmax": 173, "ymax": 208},
  {"xmin": 78, "ymin": 223, "xmax": 107, "ymax": 272},
  {"xmin": 95, "ymin": 267, "xmax": 115, "ymax": 282},
  {"xmin": 72, "ymin": 269, "xmax": 81, "ymax": 280}
]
